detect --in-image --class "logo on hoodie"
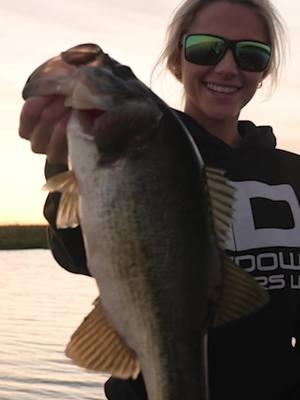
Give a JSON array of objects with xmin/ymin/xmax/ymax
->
[{"xmin": 225, "ymin": 180, "xmax": 300, "ymax": 290}]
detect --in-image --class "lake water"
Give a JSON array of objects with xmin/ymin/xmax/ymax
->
[{"xmin": 0, "ymin": 249, "xmax": 109, "ymax": 400}]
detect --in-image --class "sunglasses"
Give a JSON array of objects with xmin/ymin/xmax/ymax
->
[{"xmin": 183, "ymin": 34, "xmax": 272, "ymax": 72}]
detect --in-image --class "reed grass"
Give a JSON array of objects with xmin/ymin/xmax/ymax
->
[{"xmin": 0, "ymin": 225, "xmax": 49, "ymax": 249}]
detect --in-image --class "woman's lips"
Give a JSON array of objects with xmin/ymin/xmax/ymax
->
[{"xmin": 204, "ymin": 81, "xmax": 241, "ymax": 94}]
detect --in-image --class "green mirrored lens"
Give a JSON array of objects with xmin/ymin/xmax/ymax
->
[
  {"xmin": 236, "ymin": 42, "xmax": 271, "ymax": 72},
  {"xmin": 185, "ymin": 35, "xmax": 225, "ymax": 65},
  {"xmin": 184, "ymin": 35, "xmax": 271, "ymax": 72}
]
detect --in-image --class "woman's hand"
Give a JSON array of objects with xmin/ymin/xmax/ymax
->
[{"xmin": 19, "ymin": 95, "xmax": 71, "ymax": 165}]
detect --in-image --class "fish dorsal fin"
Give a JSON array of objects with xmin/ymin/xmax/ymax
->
[
  {"xmin": 214, "ymin": 257, "xmax": 269, "ymax": 327},
  {"xmin": 65, "ymin": 297, "xmax": 140, "ymax": 379},
  {"xmin": 205, "ymin": 167, "xmax": 235, "ymax": 249},
  {"xmin": 43, "ymin": 171, "xmax": 80, "ymax": 228}
]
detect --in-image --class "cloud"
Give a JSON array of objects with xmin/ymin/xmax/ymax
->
[{"xmin": 1, "ymin": 0, "xmax": 300, "ymax": 223}]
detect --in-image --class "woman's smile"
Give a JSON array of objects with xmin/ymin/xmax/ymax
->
[{"xmin": 204, "ymin": 81, "xmax": 241, "ymax": 95}]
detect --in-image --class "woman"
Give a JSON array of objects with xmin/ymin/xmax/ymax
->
[{"xmin": 19, "ymin": 0, "xmax": 300, "ymax": 399}]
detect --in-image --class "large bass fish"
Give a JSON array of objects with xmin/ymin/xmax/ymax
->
[{"xmin": 22, "ymin": 44, "xmax": 268, "ymax": 400}]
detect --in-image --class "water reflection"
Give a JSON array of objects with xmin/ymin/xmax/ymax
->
[{"xmin": 0, "ymin": 249, "xmax": 108, "ymax": 400}]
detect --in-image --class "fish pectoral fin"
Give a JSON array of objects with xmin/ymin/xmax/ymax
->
[
  {"xmin": 213, "ymin": 257, "xmax": 270, "ymax": 327},
  {"xmin": 65, "ymin": 297, "xmax": 140, "ymax": 379},
  {"xmin": 205, "ymin": 167, "xmax": 235, "ymax": 249},
  {"xmin": 43, "ymin": 170, "xmax": 80, "ymax": 228}
]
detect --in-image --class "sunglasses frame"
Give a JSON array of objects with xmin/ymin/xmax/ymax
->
[{"xmin": 182, "ymin": 33, "xmax": 272, "ymax": 72}]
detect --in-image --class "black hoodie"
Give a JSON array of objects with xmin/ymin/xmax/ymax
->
[{"xmin": 44, "ymin": 112, "xmax": 300, "ymax": 400}]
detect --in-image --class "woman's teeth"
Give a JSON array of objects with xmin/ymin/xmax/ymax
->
[{"xmin": 205, "ymin": 82, "xmax": 239, "ymax": 94}]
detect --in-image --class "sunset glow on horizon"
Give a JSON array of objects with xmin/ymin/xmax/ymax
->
[{"xmin": 1, "ymin": 0, "xmax": 300, "ymax": 225}]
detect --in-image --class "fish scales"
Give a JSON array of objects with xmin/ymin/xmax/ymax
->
[{"xmin": 67, "ymin": 105, "xmax": 218, "ymax": 400}]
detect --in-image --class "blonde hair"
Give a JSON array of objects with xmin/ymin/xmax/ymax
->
[{"xmin": 157, "ymin": 0, "xmax": 286, "ymax": 90}]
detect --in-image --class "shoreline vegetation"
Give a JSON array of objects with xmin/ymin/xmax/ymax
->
[{"xmin": 0, "ymin": 225, "xmax": 49, "ymax": 249}]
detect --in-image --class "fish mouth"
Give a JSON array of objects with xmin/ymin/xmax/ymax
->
[
  {"xmin": 71, "ymin": 100, "xmax": 163, "ymax": 165},
  {"xmin": 74, "ymin": 108, "xmax": 107, "ymax": 138}
]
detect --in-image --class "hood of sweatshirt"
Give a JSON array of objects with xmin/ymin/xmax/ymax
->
[
  {"xmin": 176, "ymin": 110, "xmax": 276, "ymax": 150},
  {"xmin": 175, "ymin": 110, "xmax": 277, "ymax": 171}
]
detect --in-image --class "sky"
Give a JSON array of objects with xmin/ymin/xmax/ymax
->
[{"xmin": 1, "ymin": 0, "xmax": 300, "ymax": 225}]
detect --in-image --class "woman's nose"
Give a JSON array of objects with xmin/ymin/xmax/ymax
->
[{"xmin": 214, "ymin": 49, "xmax": 239, "ymax": 76}]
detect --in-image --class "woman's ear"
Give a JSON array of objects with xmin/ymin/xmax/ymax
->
[
  {"xmin": 173, "ymin": 54, "xmax": 183, "ymax": 81},
  {"xmin": 174, "ymin": 68, "xmax": 182, "ymax": 81}
]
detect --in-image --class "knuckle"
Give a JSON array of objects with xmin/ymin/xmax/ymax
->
[
  {"xmin": 30, "ymin": 140, "xmax": 47, "ymax": 154},
  {"xmin": 19, "ymin": 126, "xmax": 29, "ymax": 139},
  {"xmin": 21, "ymin": 97, "xmax": 45, "ymax": 119},
  {"xmin": 41, "ymin": 107, "xmax": 56, "ymax": 123},
  {"xmin": 19, "ymin": 103, "xmax": 37, "ymax": 126},
  {"xmin": 30, "ymin": 131, "xmax": 50, "ymax": 155}
]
